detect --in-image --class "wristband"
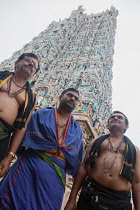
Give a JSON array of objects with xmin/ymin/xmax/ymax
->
[{"xmin": 7, "ymin": 152, "xmax": 17, "ymax": 159}]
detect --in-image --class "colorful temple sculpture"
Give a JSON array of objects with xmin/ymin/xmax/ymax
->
[{"xmin": 0, "ymin": 6, "xmax": 118, "ymax": 207}]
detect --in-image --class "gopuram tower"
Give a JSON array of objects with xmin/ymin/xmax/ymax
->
[
  {"xmin": 0, "ymin": 6, "xmax": 118, "ymax": 140},
  {"xmin": 0, "ymin": 6, "xmax": 118, "ymax": 206}
]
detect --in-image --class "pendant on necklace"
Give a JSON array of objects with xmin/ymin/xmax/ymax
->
[{"xmin": 57, "ymin": 123, "xmax": 67, "ymax": 128}]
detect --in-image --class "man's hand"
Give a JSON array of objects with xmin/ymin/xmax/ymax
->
[
  {"xmin": 0, "ymin": 155, "xmax": 13, "ymax": 178},
  {"xmin": 64, "ymin": 201, "xmax": 76, "ymax": 210}
]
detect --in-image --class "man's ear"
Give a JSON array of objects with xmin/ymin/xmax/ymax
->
[
  {"xmin": 15, "ymin": 61, "xmax": 18, "ymax": 68},
  {"xmin": 106, "ymin": 123, "xmax": 109, "ymax": 129},
  {"xmin": 59, "ymin": 95, "xmax": 62, "ymax": 100},
  {"xmin": 124, "ymin": 124, "xmax": 129, "ymax": 131}
]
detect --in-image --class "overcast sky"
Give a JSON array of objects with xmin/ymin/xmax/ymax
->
[{"xmin": 0, "ymin": 0, "xmax": 140, "ymax": 148}]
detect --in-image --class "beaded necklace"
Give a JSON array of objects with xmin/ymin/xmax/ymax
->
[
  {"xmin": 11, "ymin": 77, "xmax": 26, "ymax": 89},
  {"xmin": 101, "ymin": 137, "xmax": 124, "ymax": 175},
  {"xmin": 7, "ymin": 77, "xmax": 26, "ymax": 98},
  {"xmin": 57, "ymin": 122, "xmax": 67, "ymax": 128},
  {"xmin": 108, "ymin": 136, "xmax": 124, "ymax": 154}
]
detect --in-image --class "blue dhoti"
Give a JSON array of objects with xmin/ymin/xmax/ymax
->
[{"xmin": 0, "ymin": 149, "xmax": 66, "ymax": 210}]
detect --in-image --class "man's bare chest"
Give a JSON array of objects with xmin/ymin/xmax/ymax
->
[{"xmin": 0, "ymin": 82, "xmax": 26, "ymax": 107}]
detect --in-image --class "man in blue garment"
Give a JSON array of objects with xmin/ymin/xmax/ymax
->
[{"xmin": 0, "ymin": 88, "xmax": 83, "ymax": 210}]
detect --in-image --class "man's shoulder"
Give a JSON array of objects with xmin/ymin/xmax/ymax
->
[
  {"xmin": 0, "ymin": 71, "xmax": 12, "ymax": 78},
  {"xmin": 89, "ymin": 134, "xmax": 109, "ymax": 146},
  {"xmin": 95, "ymin": 134, "xmax": 109, "ymax": 141},
  {"xmin": 35, "ymin": 106, "xmax": 54, "ymax": 114},
  {"xmin": 32, "ymin": 107, "xmax": 54, "ymax": 120},
  {"xmin": 71, "ymin": 117, "xmax": 82, "ymax": 135},
  {"xmin": 124, "ymin": 135, "xmax": 135, "ymax": 148},
  {"xmin": 42, "ymin": 106, "xmax": 54, "ymax": 110},
  {"xmin": 72, "ymin": 116, "xmax": 81, "ymax": 126}
]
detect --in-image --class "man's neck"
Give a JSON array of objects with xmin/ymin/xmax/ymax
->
[
  {"xmin": 56, "ymin": 107, "xmax": 71, "ymax": 118},
  {"xmin": 13, "ymin": 73, "xmax": 28, "ymax": 86},
  {"xmin": 109, "ymin": 131, "xmax": 124, "ymax": 139}
]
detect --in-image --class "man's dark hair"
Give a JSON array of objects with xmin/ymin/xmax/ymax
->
[
  {"xmin": 17, "ymin": 53, "xmax": 40, "ymax": 73},
  {"xmin": 60, "ymin": 88, "xmax": 79, "ymax": 96}
]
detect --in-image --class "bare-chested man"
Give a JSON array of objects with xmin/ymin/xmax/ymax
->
[
  {"xmin": 0, "ymin": 88, "xmax": 83, "ymax": 210},
  {"xmin": 0, "ymin": 53, "xmax": 40, "ymax": 177},
  {"xmin": 65, "ymin": 111, "xmax": 140, "ymax": 210}
]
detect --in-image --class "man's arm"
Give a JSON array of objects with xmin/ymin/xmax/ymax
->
[
  {"xmin": 64, "ymin": 138, "xmax": 97, "ymax": 210},
  {"xmin": 132, "ymin": 146, "xmax": 140, "ymax": 210},
  {"xmin": 0, "ymin": 104, "xmax": 36, "ymax": 178}
]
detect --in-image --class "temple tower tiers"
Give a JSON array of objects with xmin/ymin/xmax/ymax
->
[{"xmin": 0, "ymin": 6, "xmax": 118, "ymax": 136}]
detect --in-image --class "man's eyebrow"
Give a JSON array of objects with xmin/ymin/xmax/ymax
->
[{"xmin": 110, "ymin": 115, "xmax": 123, "ymax": 118}]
